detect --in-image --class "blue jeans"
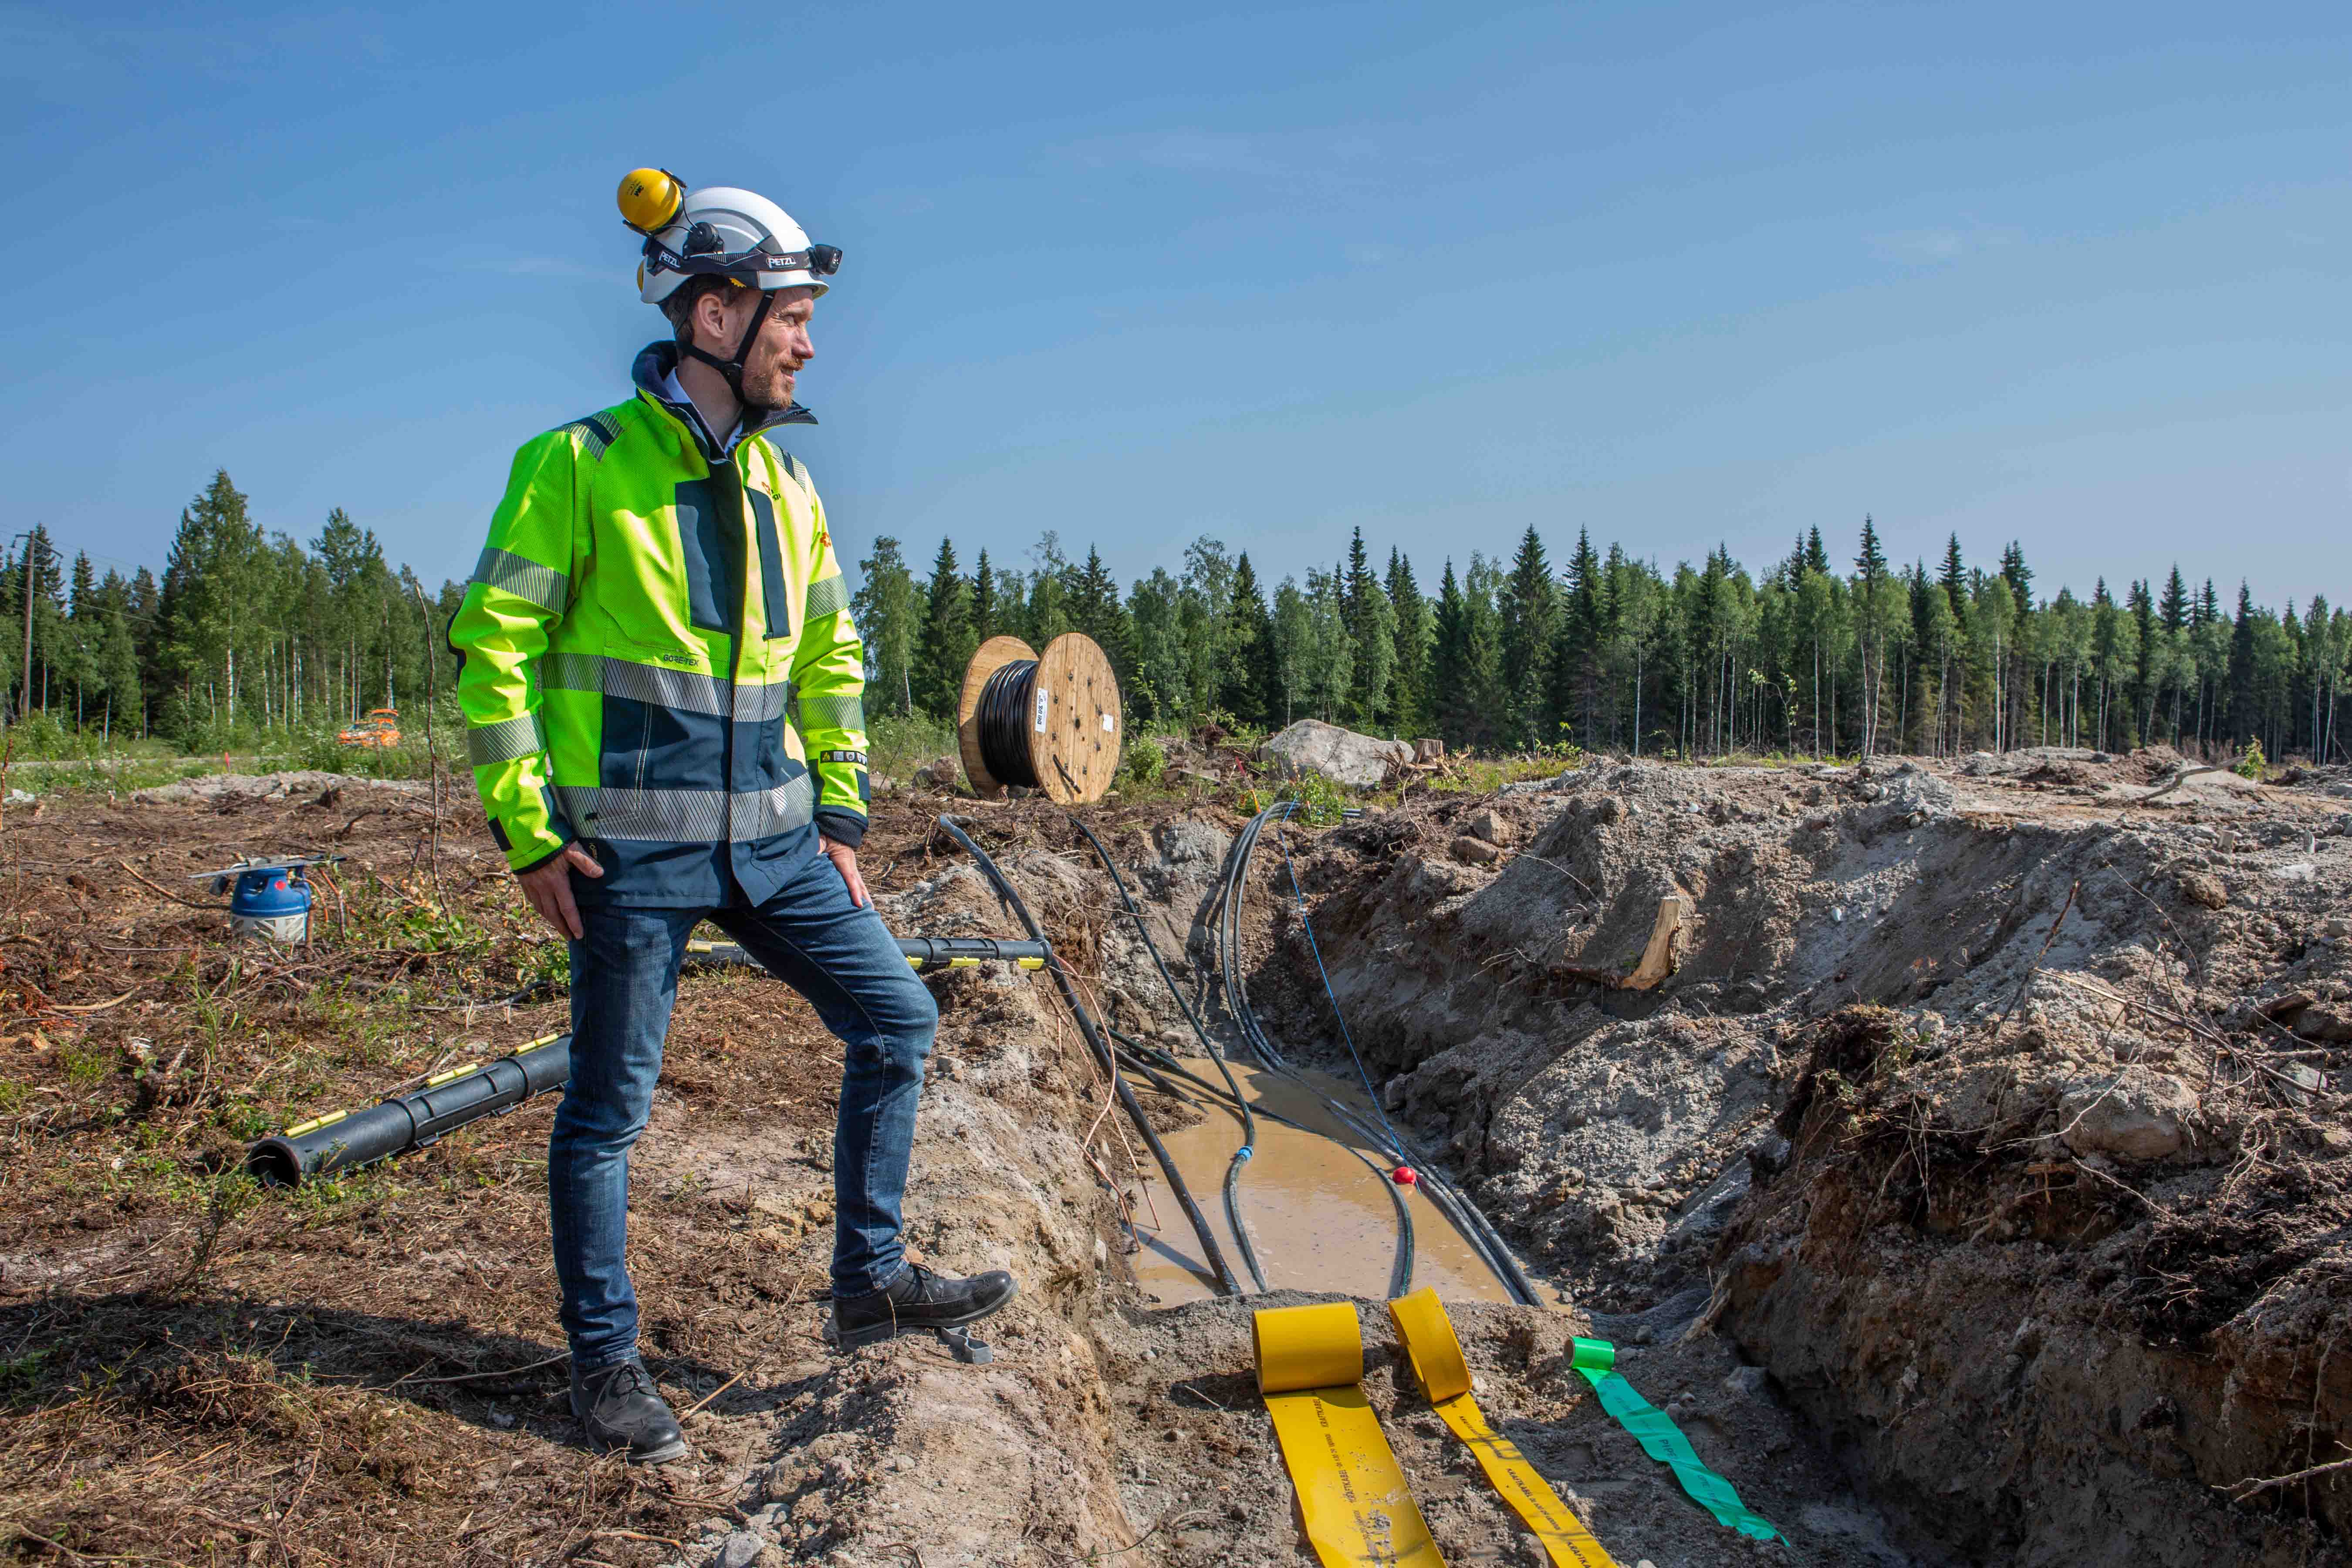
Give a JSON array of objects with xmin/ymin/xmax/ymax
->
[{"xmin": 548, "ymin": 848, "xmax": 937, "ymax": 1373}]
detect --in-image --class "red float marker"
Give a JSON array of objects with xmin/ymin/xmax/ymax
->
[{"xmin": 1392, "ymin": 1166, "xmax": 1417, "ymax": 1186}]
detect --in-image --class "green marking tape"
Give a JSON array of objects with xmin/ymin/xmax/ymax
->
[{"xmin": 1570, "ymin": 1338, "xmax": 1779, "ymax": 1542}]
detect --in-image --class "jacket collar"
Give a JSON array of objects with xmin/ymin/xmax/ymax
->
[{"xmin": 630, "ymin": 341, "xmax": 816, "ymax": 463}]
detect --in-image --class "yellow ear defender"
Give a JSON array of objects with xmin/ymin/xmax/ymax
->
[{"xmin": 617, "ymin": 167, "xmax": 686, "ymax": 235}]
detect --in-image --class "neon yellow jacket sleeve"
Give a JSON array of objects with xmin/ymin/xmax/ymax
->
[
  {"xmin": 787, "ymin": 464, "xmax": 871, "ymax": 848},
  {"xmin": 449, "ymin": 430, "xmax": 584, "ymax": 872}
]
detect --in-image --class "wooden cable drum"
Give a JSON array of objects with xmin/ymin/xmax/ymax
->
[{"xmin": 956, "ymin": 633, "xmax": 1123, "ymax": 804}]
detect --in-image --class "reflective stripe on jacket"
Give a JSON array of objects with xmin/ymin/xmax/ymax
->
[{"xmin": 450, "ymin": 342, "xmax": 869, "ymax": 906}]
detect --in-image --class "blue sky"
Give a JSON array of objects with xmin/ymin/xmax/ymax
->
[{"xmin": 11, "ymin": 2, "xmax": 2350, "ymax": 609}]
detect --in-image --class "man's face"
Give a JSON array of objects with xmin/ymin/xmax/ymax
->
[{"xmin": 705, "ymin": 285, "xmax": 817, "ymax": 409}]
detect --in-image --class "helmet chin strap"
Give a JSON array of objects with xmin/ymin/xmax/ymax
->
[{"xmin": 681, "ymin": 286, "xmax": 778, "ymax": 407}]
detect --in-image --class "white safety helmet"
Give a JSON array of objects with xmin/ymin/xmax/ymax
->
[
  {"xmin": 616, "ymin": 169, "xmax": 839, "ymax": 398},
  {"xmin": 618, "ymin": 169, "xmax": 839, "ymax": 303}
]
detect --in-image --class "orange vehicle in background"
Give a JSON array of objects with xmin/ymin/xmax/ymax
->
[{"xmin": 337, "ymin": 708, "xmax": 401, "ymax": 750}]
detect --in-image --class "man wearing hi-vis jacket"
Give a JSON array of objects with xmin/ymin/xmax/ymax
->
[{"xmin": 449, "ymin": 170, "xmax": 1015, "ymax": 1464}]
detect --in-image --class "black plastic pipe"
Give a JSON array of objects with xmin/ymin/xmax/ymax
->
[
  {"xmin": 250, "ymin": 937, "xmax": 1056, "ymax": 1187},
  {"xmin": 246, "ymin": 1031, "xmax": 573, "ymax": 1186}
]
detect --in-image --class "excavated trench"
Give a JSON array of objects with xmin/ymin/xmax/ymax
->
[{"xmin": 658, "ymin": 753, "xmax": 2352, "ymax": 1568}]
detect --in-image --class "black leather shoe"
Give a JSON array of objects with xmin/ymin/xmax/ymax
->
[
  {"xmin": 833, "ymin": 1263, "xmax": 1018, "ymax": 1351},
  {"xmin": 570, "ymin": 1358, "xmax": 687, "ymax": 1464}
]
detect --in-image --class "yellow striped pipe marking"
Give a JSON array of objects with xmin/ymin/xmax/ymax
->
[
  {"xmin": 425, "ymin": 1062, "xmax": 484, "ymax": 1087},
  {"xmin": 1388, "ymin": 1289, "xmax": 1619, "ymax": 1568},
  {"xmin": 1254, "ymin": 1301, "xmax": 1445, "ymax": 1566},
  {"xmin": 283, "ymin": 1108, "xmax": 349, "ymax": 1139}
]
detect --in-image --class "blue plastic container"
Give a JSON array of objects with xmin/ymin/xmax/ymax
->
[{"xmin": 230, "ymin": 865, "xmax": 312, "ymax": 942}]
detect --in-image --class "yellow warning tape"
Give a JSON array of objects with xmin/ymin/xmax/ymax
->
[
  {"xmin": 1254, "ymin": 1301, "xmax": 1446, "ymax": 1567},
  {"xmin": 1389, "ymin": 1289, "xmax": 1620, "ymax": 1568}
]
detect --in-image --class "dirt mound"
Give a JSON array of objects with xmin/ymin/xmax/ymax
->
[
  {"xmin": 1247, "ymin": 752, "xmax": 2352, "ymax": 1565},
  {"xmin": 132, "ymin": 768, "xmax": 430, "ymax": 804}
]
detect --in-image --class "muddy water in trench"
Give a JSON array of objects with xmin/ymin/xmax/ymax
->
[{"xmin": 1130, "ymin": 1058, "xmax": 1514, "ymax": 1306}]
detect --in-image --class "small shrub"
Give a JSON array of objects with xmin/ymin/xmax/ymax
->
[
  {"xmin": 867, "ymin": 710, "xmax": 959, "ymax": 784},
  {"xmin": 2236, "ymin": 740, "xmax": 2266, "ymax": 780},
  {"xmin": 1119, "ymin": 737, "xmax": 1166, "ymax": 789},
  {"xmin": 1244, "ymin": 769, "xmax": 1348, "ymax": 826},
  {"xmin": 61, "ymin": 1041, "xmax": 113, "ymax": 1089}
]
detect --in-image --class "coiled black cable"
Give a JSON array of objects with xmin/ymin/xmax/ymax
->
[{"xmin": 976, "ymin": 659, "xmax": 1044, "ymax": 787}]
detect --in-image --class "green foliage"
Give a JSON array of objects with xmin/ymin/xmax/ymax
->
[
  {"xmin": 1244, "ymin": 768, "xmax": 1348, "ymax": 825},
  {"xmin": 1118, "ymin": 736, "xmax": 1166, "ymax": 789},
  {"xmin": 60, "ymin": 1040, "xmax": 112, "ymax": 1089},
  {"xmin": 2236, "ymin": 738, "xmax": 2266, "ymax": 779},
  {"xmin": 28, "ymin": 470, "xmax": 2352, "ymax": 775},
  {"xmin": 868, "ymin": 709, "xmax": 958, "ymax": 785},
  {"xmin": 0, "ymin": 1347, "xmax": 50, "ymax": 1403}
]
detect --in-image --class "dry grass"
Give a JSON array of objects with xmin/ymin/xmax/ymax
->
[{"xmin": 0, "ymin": 778, "xmax": 879, "ymax": 1565}]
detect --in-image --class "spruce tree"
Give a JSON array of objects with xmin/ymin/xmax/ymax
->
[
  {"xmin": 970, "ymin": 549, "xmax": 998, "ymax": 644},
  {"xmin": 1552, "ymin": 527, "xmax": 1602, "ymax": 747},
  {"xmin": 1804, "ymin": 527, "xmax": 1830, "ymax": 577},
  {"xmin": 1066, "ymin": 545, "xmax": 1132, "ymax": 678},
  {"xmin": 1384, "ymin": 548, "xmax": 1430, "ymax": 736},
  {"xmin": 1429, "ymin": 561, "xmax": 1469, "ymax": 749},
  {"xmin": 1499, "ymin": 526, "xmax": 1557, "ymax": 747},
  {"xmin": 1341, "ymin": 528, "xmax": 1396, "ymax": 727},
  {"xmin": 2159, "ymin": 567, "xmax": 2188, "ymax": 633},
  {"xmin": 2000, "ymin": 541, "xmax": 2032, "ymax": 612},
  {"xmin": 1937, "ymin": 535, "xmax": 1968, "ymax": 615},
  {"xmin": 2127, "ymin": 579, "xmax": 2156, "ymax": 745},
  {"xmin": 2227, "ymin": 581, "xmax": 2258, "ymax": 745},
  {"xmin": 1855, "ymin": 516, "xmax": 1889, "ymax": 583},
  {"xmin": 912, "ymin": 537, "xmax": 975, "ymax": 718},
  {"xmin": 1219, "ymin": 553, "xmax": 1273, "ymax": 728}
]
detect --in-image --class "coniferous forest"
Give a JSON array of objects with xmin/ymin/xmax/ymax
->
[{"xmin": 26, "ymin": 469, "xmax": 2351, "ymax": 765}]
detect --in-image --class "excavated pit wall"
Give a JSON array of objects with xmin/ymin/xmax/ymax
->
[
  {"xmin": 654, "ymin": 765, "xmax": 2349, "ymax": 1566},
  {"xmin": 1262, "ymin": 754, "xmax": 2352, "ymax": 1566},
  {"xmin": 663, "ymin": 805, "xmax": 1920, "ymax": 1567}
]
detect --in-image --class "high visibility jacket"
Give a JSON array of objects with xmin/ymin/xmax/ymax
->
[{"xmin": 450, "ymin": 343, "xmax": 869, "ymax": 907}]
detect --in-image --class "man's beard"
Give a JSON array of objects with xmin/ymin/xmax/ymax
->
[{"xmin": 741, "ymin": 358, "xmax": 798, "ymax": 411}]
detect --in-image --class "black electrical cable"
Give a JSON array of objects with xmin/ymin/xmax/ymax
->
[
  {"xmin": 1069, "ymin": 817, "xmax": 1268, "ymax": 1293},
  {"xmin": 1209, "ymin": 802, "xmax": 1415, "ymax": 1294},
  {"xmin": 1220, "ymin": 799, "xmax": 1543, "ymax": 1308},
  {"xmin": 1109, "ymin": 1027, "xmax": 1410, "ymax": 1299},
  {"xmin": 976, "ymin": 659, "xmax": 1044, "ymax": 788},
  {"xmin": 933, "ymin": 814, "xmax": 1242, "ymax": 1297}
]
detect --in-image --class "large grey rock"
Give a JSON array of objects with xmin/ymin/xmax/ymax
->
[
  {"xmin": 1260, "ymin": 720, "xmax": 1410, "ymax": 788},
  {"xmin": 2058, "ymin": 1067, "xmax": 2199, "ymax": 1161}
]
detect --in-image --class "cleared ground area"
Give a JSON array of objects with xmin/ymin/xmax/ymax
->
[{"xmin": 3, "ymin": 747, "xmax": 2347, "ymax": 1565}]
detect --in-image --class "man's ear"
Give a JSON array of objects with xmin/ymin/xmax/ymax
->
[{"xmin": 693, "ymin": 285, "xmax": 739, "ymax": 353}]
